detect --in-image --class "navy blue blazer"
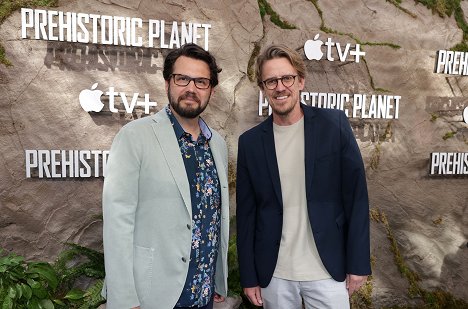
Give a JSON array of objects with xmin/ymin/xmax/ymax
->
[{"xmin": 236, "ymin": 104, "xmax": 371, "ymax": 288}]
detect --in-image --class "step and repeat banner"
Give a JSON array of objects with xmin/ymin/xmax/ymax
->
[{"xmin": 0, "ymin": 0, "xmax": 466, "ymax": 306}]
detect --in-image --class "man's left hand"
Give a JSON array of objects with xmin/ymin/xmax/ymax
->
[
  {"xmin": 346, "ymin": 274, "xmax": 368, "ymax": 296},
  {"xmin": 213, "ymin": 293, "xmax": 225, "ymax": 303}
]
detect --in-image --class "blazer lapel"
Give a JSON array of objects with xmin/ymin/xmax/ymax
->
[
  {"xmin": 210, "ymin": 140, "xmax": 228, "ymax": 191},
  {"xmin": 151, "ymin": 110, "xmax": 192, "ymax": 216},
  {"xmin": 303, "ymin": 105, "xmax": 317, "ymax": 202},
  {"xmin": 262, "ymin": 117, "xmax": 283, "ymax": 207}
]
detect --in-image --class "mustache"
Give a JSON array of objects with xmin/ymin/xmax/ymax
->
[
  {"xmin": 273, "ymin": 91, "xmax": 288, "ymax": 97},
  {"xmin": 179, "ymin": 91, "xmax": 201, "ymax": 103}
]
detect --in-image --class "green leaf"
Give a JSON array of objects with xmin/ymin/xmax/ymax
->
[
  {"xmin": 1, "ymin": 295, "xmax": 13, "ymax": 309},
  {"xmin": 0, "ymin": 266, "xmax": 7, "ymax": 273},
  {"xmin": 14, "ymin": 284, "xmax": 22, "ymax": 299},
  {"xmin": 27, "ymin": 298, "xmax": 41, "ymax": 309},
  {"xmin": 7, "ymin": 287, "xmax": 15, "ymax": 299},
  {"xmin": 9, "ymin": 256, "xmax": 23, "ymax": 265},
  {"xmin": 52, "ymin": 299, "xmax": 65, "ymax": 306},
  {"xmin": 21, "ymin": 284, "xmax": 32, "ymax": 300},
  {"xmin": 39, "ymin": 299, "xmax": 54, "ymax": 309},
  {"xmin": 32, "ymin": 285, "xmax": 48, "ymax": 299},
  {"xmin": 9, "ymin": 270, "xmax": 23, "ymax": 281},
  {"xmin": 63, "ymin": 289, "xmax": 85, "ymax": 300},
  {"xmin": 27, "ymin": 278, "xmax": 41, "ymax": 289},
  {"xmin": 28, "ymin": 264, "xmax": 58, "ymax": 290}
]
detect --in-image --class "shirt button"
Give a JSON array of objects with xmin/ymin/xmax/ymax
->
[
  {"xmin": 182, "ymin": 257, "xmax": 187, "ymax": 263},
  {"xmin": 186, "ymin": 224, "xmax": 191, "ymax": 230}
]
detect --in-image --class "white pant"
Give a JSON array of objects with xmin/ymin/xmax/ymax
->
[{"xmin": 261, "ymin": 277, "xmax": 350, "ymax": 309}]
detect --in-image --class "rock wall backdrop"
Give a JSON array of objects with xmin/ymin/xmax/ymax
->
[{"xmin": 0, "ymin": 0, "xmax": 467, "ymax": 307}]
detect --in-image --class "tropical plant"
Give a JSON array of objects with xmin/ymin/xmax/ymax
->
[
  {"xmin": 0, "ymin": 244, "xmax": 105, "ymax": 309},
  {"xmin": 0, "ymin": 248, "xmax": 59, "ymax": 308}
]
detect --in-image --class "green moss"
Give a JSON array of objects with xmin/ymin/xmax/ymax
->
[
  {"xmin": 430, "ymin": 113, "xmax": 439, "ymax": 122},
  {"xmin": 451, "ymin": 41, "xmax": 468, "ymax": 52},
  {"xmin": 350, "ymin": 276, "xmax": 373, "ymax": 308},
  {"xmin": 370, "ymin": 208, "xmax": 383, "ymax": 222},
  {"xmin": 328, "ymin": 28, "xmax": 401, "ymax": 49},
  {"xmin": 228, "ymin": 161, "xmax": 237, "ymax": 190},
  {"xmin": 247, "ymin": 43, "xmax": 261, "ymax": 83},
  {"xmin": 380, "ymin": 121, "xmax": 393, "ymax": 142},
  {"xmin": 421, "ymin": 289, "xmax": 468, "ymax": 308},
  {"xmin": 360, "ymin": 41, "xmax": 401, "ymax": 49},
  {"xmin": 0, "ymin": 0, "xmax": 57, "ymax": 23},
  {"xmin": 308, "ymin": 0, "xmax": 325, "ymax": 29},
  {"xmin": 259, "ymin": 4, "xmax": 266, "ymax": 19},
  {"xmin": 257, "ymin": 0, "xmax": 296, "ymax": 29},
  {"xmin": 442, "ymin": 131, "xmax": 457, "ymax": 140},
  {"xmin": 370, "ymin": 144, "xmax": 381, "ymax": 170},
  {"xmin": 415, "ymin": 0, "xmax": 459, "ymax": 17},
  {"xmin": 432, "ymin": 217, "xmax": 443, "ymax": 225},
  {"xmin": 369, "ymin": 122, "xmax": 392, "ymax": 170},
  {"xmin": 0, "ymin": 43, "xmax": 12, "ymax": 66},
  {"xmin": 387, "ymin": 0, "xmax": 418, "ymax": 18},
  {"xmin": 0, "ymin": 0, "xmax": 58, "ymax": 66}
]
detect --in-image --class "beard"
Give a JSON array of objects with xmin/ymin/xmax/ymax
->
[
  {"xmin": 168, "ymin": 84, "xmax": 210, "ymax": 119},
  {"xmin": 268, "ymin": 91, "xmax": 296, "ymax": 116}
]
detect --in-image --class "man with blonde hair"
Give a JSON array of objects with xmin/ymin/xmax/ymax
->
[{"xmin": 236, "ymin": 44, "xmax": 371, "ymax": 309}]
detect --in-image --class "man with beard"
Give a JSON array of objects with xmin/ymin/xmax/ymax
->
[
  {"xmin": 236, "ymin": 45, "xmax": 371, "ymax": 309},
  {"xmin": 102, "ymin": 43, "xmax": 229, "ymax": 309}
]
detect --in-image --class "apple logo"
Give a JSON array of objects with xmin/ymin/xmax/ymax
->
[
  {"xmin": 79, "ymin": 83, "xmax": 104, "ymax": 112},
  {"xmin": 464, "ymin": 106, "xmax": 468, "ymax": 124},
  {"xmin": 304, "ymin": 34, "xmax": 324, "ymax": 61}
]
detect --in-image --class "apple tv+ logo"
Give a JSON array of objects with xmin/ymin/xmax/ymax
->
[
  {"xmin": 304, "ymin": 34, "xmax": 366, "ymax": 63},
  {"xmin": 79, "ymin": 83, "xmax": 157, "ymax": 114}
]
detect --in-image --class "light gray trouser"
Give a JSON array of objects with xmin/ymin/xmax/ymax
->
[{"xmin": 261, "ymin": 277, "xmax": 350, "ymax": 309}]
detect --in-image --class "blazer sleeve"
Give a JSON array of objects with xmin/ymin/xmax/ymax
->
[
  {"xmin": 236, "ymin": 134, "xmax": 260, "ymax": 287},
  {"xmin": 339, "ymin": 112, "xmax": 371, "ymax": 276},
  {"xmin": 102, "ymin": 126, "xmax": 142, "ymax": 308}
]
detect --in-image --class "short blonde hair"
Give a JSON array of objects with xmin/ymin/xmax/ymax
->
[{"xmin": 255, "ymin": 44, "xmax": 306, "ymax": 89}]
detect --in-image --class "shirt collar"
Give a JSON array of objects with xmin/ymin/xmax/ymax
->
[{"xmin": 165, "ymin": 105, "xmax": 212, "ymax": 140}]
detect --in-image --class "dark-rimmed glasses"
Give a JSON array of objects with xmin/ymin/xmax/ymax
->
[
  {"xmin": 171, "ymin": 74, "xmax": 212, "ymax": 89},
  {"xmin": 262, "ymin": 75, "xmax": 297, "ymax": 90}
]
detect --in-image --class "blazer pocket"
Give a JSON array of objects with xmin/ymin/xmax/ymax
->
[{"xmin": 133, "ymin": 245, "xmax": 154, "ymax": 304}]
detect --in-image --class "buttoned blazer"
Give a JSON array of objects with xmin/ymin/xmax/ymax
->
[
  {"xmin": 236, "ymin": 104, "xmax": 371, "ymax": 288},
  {"xmin": 102, "ymin": 108, "xmax": 229, "ymax": 309}
]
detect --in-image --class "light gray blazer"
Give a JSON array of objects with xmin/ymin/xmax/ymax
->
[{"xmin": 102, "ymin": 107, "xmax": 229, "ymax": 309}]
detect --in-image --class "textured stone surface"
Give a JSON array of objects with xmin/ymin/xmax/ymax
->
[{"xmin": 0, "ymin": 0, "xmax": 467, "ymax": 306}]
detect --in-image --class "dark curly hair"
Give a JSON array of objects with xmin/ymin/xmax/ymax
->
[{"xmin": 163, "ymin": 43, "xmax": 222, "ymax": 87}]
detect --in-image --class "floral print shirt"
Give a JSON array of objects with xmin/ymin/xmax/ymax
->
[{"xmin": 166, "ymin": 106, "xmax": 222, "ymax": 308}]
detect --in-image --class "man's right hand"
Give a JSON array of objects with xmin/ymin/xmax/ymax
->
[{"xmin": 243, "ymin": 286, "xmax": 263, "ymax": 306}]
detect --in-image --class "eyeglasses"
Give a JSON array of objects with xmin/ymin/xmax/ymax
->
[
  {"xmin": 171, "ymin": 74, "xmax": 212, "ymax": 89},
  {"xmin": 262, "ymin": 75, "xmax": 297, "ymax": 90}
]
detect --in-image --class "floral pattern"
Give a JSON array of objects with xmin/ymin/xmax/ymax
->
[{"xmin": 166, "ymin": 106, "xmax": 221, "ymax": 308}]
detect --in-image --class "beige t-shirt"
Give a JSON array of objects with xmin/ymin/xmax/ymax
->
[{"xmin": 272, "ymin": 116, "xmax": 331, "ymax": 281}]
